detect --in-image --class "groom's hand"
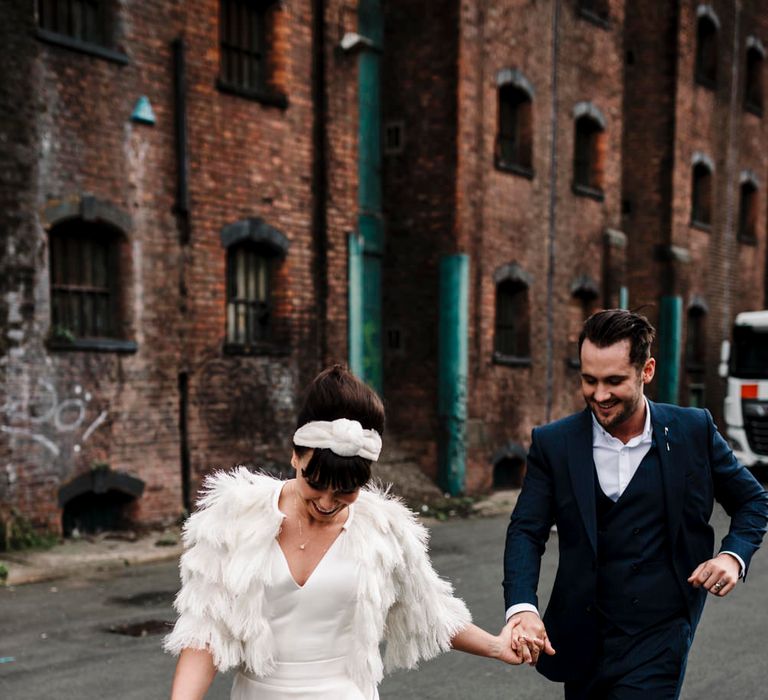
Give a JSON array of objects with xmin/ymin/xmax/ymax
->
[
  {"xmin": 510, "ymin": 611, "xmax": 556, "ymax": 666},
  {"xmin": 687, "ymin": 553, "xmax": 741, "ymax": 597}
]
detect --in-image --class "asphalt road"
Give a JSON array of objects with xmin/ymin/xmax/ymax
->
[{"xmin": 1, "ymin": 505, "xmax": 767, "ymax": 700}]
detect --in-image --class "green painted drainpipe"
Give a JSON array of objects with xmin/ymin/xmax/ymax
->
[
  {"xmin": 438, "ymin": 255, "xmax": 469, "ymax": 495},
  {"xmin": 348, "ymin": 0, "xmax": 384, "ymax": 394}
]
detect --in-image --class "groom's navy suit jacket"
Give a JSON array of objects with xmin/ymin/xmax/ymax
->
[{"xmin": 503, "ymin": 401, "xmax": 768, "ymax": 683}]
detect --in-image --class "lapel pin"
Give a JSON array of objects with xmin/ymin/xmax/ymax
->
[{"xmin": 664, "ymin": 426, "xmax": 670, "ymax": 452}]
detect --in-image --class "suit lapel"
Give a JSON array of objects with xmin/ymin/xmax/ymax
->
[
  {"xmin": 568, "ymin": 409, "xmax": 597, "ymax": 555},
  {"xmin": 650, "ymin": 401, "xmax": 685, "ymax": 544}
]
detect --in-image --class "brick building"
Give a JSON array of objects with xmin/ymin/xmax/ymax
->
[
  {"xmin": 382, "ymin": 0, "xmax": 628, "ymax": 492},
  {"xmin": 1, "ymin": 0, "xmax": 766, "ymax": 537},
  {"xmin": 622, "ymin": 0, "xmax": 768, "ymax": 416},
  {"xmin": 0, "ymin": 0, "xmax": 363, "ymax": 536}
]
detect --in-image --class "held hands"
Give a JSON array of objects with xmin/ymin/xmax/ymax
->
[
  {"xmin": 509, "ymin": 611, "xmax": 556, "ymax": 666},
  {"xmin": 688, "ymin": 552, "xmax": 741, "ymax": 597}
]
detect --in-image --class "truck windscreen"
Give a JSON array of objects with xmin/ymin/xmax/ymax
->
[{"xmin": 731, "ymin": 326, "xmax": 768, "ymax": 379}]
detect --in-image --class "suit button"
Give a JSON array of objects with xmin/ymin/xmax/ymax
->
[
  {"xmin": 586, "ymin": 605, "xmax": 593, "ymax": 613},
  {"xmin": 632, "ymin": 598, "xmax": 639, "ymax": 605},
  {"xmin": 633, "ymin": 528, "xmax": 640, "ymax": 535},
  {"xmin": 631, "ymin": 563, "xmax": 639, "ymax": 572}
]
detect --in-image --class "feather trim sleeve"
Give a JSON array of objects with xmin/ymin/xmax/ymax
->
[
  {"xmin": 378, "ymin": 495, "xmax": 472, "ymax": 671},
  {"xmin": 163, "ymin": 468, "xmax": 282, "ymax": 674}
]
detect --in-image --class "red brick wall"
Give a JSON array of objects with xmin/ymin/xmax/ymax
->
[
  {"xmin": 0, "ymin": 1, "xmax": 360, "ymax": 532},
  {"xmin": 457, "ymin": 0, "xmax": 625, "ymax": 491}
]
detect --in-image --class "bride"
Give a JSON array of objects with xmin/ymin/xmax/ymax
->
[{"xmin": 165, "ymin": 365, "xmax": 537, "ymax": 699}]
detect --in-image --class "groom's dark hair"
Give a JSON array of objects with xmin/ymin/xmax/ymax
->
[{"xmin": 578, "ymin": 309, "xmax": 656, "ymax": 369}]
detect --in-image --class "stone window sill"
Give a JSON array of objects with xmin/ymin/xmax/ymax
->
[
  {"xmin": 47, "ymin": 338, "xmax": 138, "ymax": 353},
  {"xmin": 690, "ymin": 219, "xmax": 712, "ymax": 233},
  {"xmin": 572, "ymin": 182, "xmax": 605, "ymax": 201},
  {"xmin": 36, "ymin": 28, "xmax": 129, "ymax": 65},
  {"xmin": 493, "ymin": 352, "xmax": 532, "ymax": 367},
  {"xmin": 495, "ymin": 159, "xmax": 534, "ymax": 179},
  {"xmin": 738, "ymin": 234, "xmax": 758, "ymax": 246},
  {"xmin": 216, "ymin": 79, "xmax": 288, "ymax": 109},
  {"xmin": 577, "ymin": 8, "xmax": 610, "ymax": 29}
]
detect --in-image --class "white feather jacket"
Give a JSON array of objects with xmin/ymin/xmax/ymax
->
[{"xmin": 164, "ymin": 468, "xmax": 472, "ymax": 693}]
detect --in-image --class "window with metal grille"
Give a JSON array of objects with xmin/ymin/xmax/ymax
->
[
  {"xmin": 745, "ymin": 46, "xmax": 764, "ymax": 115},
  {"xmin": 494, "ymin": 280, "xmax": 530, "ymax": 359},
  {"xmin": 496, "ymin": 85, "xmax": 533, "ymax": 175},
  {"xmin": 573, "ymin": 116, "xmax": 604, "ymax": 194},
  {"xmin": 695, "ymin": 16, "xmax": 718, "ymax": 88},
  {"xmin": 738, "ymin": 181, "xmax": 758, "ymax": 243},
  {"xmin": 38, "ymin": 0, "xmax": 109, "ymax": 46},
  {"xmin": 49, "ymin": 221, "xmax": 119, "ymax": 339},
  {"xmin": 691, "ymin": 162, "xmax": 713, "ymax": 227},
  {"xmin": 220, "ymin": 0, "xmax": 270, "ymax": 93},
  {"xmin": 226, "ymin": 244, "xmax": 272, "ymax": 346}
]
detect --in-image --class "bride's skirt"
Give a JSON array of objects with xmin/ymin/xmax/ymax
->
[{"xmin": 231, "ymin": 656, "xmax": 378, "ymax": 700}]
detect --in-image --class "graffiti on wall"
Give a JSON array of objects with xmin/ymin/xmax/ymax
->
[{"xmin": 1, "ymin": 377, "xmax": 108, "ymax": 458}]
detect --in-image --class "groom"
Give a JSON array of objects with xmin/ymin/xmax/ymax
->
[{"xmin": 503, "ymin": 309, "xmax": 768, "ymax": 699}]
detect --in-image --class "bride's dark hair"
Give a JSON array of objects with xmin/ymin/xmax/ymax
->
[{"xmin": 293, "ymin": 365, "xmax": 385, "ymax": 492}]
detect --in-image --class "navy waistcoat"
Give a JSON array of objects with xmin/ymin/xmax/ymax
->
[{"xmin": 594, "ymin": 441, "xmax": 687, "ymax": 634}]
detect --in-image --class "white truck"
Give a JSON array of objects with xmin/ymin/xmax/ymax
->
[{"xmin": 719, "ymin": 310, "xmax": 768, "ymax": 468}]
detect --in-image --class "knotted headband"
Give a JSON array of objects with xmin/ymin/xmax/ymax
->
[{"xmin": 293, "ymin": 418, "xmax": 382, "ymax": 461}]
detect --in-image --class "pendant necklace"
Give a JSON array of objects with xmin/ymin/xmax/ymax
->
[{"xmin": 293, "ymin": 487, "xmax": 311, "ymax": 551}]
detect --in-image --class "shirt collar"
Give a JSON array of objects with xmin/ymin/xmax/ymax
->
[{"xmin": 591, "ymin": 397, "xmax": 652, "ymax": 448}]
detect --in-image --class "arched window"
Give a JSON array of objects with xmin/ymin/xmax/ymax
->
[
  {"xmin": 738, "ymin": 176, "xmax": 759, "ymax": 243},
  {"xmin": 745, "ymin": 40, "xmax": 765, "ymax": 115},
  {"xmin": 572, "ymin": 110, "xmax": 605, "ymax": 197},
  {"xmin": 221, "ymin": 217, "xmax": 289, "ymax": 350},
  {"xmin": 691, "ymin": 157, "xmax": 713, "ymax": 228},
  {"xmin": 695, "ymin": 9, "xmax": 719, "ymax": 88},
  {"xmin": 48, "ymin": 219, "xmax": 123, "ymax": 341},
  {"xmin": 496, "ymin": 84, "xmax": 533, "ymax": 176},
  {"xmin": 493, "ymin": 264, "xmax": 531, "ymax": 362},
  {"xmin": 567, "ymin": 275, "xmax": 599, "ymax": 366}
]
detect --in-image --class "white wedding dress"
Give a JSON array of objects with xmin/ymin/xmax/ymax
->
[{"xmin": 230, "ymin": 490, "xmax": 378, "ymax": 700}]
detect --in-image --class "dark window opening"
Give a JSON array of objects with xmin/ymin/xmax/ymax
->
[
  {"xmin": 226, "ymin": 243, "xmax": 274, "ymax": 347},
  {"xmin": 494, "ymin": 280, "xmax": 530, "ymax": 360},
  {"xmin": 220, "ymin": 0, "xmax": 272, "ymax": 94},
  {"xmin": 686, "ymin": 305, "xmax": 707, "ymax": 407},
  {"xmin": 745, "ymin": 47, "xmax": 764, "ymax": 115},
  {"xmin": 695, "ymin": 16, "xmax": 718, "ymax": 88},
  {"xmin": 568, "ymin": 291, "xmax": 598, "ymax": 366},
  {"xmin": 384, "ymin": 122, "xmax": 404, "ymax": 154},
  {"xmin": 496, "ymin": 85, "xmax": 533, "ymax": 176},
  {"xmin": 739, "ymin": 181, "xmax": 758, "ymax": 243},
  {"xmin": 685, "ymin": 306, "xmax": 707, "ymax": 371},
  {"xmin": 573, "ymin": 116, "xmax": 604, "ymax": 195},
  {"xmin": 38, "ymin": 0, "xmax": 110, "ymax": 46},
  {"xmin": 493, "ymin": 456, "xmax": 526, "ymax": 490},
  {"xmin": 691, "ymin": 163, "xmax": 713, "ymax": 228},
  {"xmin": 49, "ymin": 220, "xmax": 121, "ymax": 340}
]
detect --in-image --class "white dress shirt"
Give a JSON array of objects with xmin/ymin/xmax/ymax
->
[{"xmin": 506, "ymin": 399, "xmax": 744, "ymax": 621}]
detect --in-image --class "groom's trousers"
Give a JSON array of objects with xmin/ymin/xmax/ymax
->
[{"xmin": 563, "ymin": 615, "xmax": 692, "ymax": 700}]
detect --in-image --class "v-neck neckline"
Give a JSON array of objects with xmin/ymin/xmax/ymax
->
[
  {"xmin": 273, "ymin": 480, "xmax": 353, "ymax": 589},
  {"xmin": 274, "ymin": 532, "xmax": 344, "ymax": 589}
]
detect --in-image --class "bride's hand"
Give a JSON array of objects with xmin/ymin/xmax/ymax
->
[{"xmin": 493, "ymin": 617, "xmax": 530, "ymax": 665}]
